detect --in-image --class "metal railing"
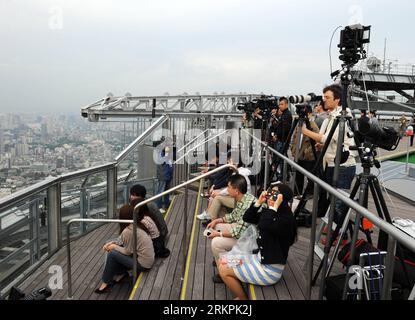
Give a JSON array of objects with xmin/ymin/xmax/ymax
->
[
  {"xmin": 0, "ymin": 115, "xmax": 168, "ymax": 296},
  {"xmin": 115, "ymin": 115, "xmax": 169, "ymax": 163},
  {"xmin": 242, "ymin": 129, "xmax": 415, "ymax": 300},
  {"xmin": 65, "ymin": 163, "xmax": 237, "ymax": 298},
  {"xmin": 174, "ymin": 129, "xmax": 231, "ymax": 164}
]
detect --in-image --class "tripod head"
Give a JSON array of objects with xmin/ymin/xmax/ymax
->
[{"xmin": 350, "ymin": 142, "xmax": 381, "ymax": 169}]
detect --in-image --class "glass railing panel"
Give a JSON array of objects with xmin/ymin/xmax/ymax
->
[
  {"xmin": 61, "ymin": 171, "xmax": 108, "ymax": 241},
  {"xmin": 0, "ymin": 192, "xmax": 47, "ymax": 291},
  {"xmin": 115, "ymin": 121, "xmax": 166, "ymax": 212}
]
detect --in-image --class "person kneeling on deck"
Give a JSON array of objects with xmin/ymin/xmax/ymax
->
[
  {"xmin": 128, "ymin": 184, "xmax": 169, "ymax": 249},
  {"xmin": 218, "ymin": 184, "xmax": 297, "ymax": 300},
  {"xmin": 95, "ymin": 216, "xmax": 155, "ymax": 294},
  {"xmin": 206, "ymin": 174, "xmax": 256, "ymax": 283}
]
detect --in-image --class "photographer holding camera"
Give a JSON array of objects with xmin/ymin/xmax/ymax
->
[
  {"xmin": 301, "ymin": 84, "xmax": 357, "ymax": 244},
  {"xmin": 290, "ymin": 104, "xmax": 319, "ymax": 197},
  {"xmin": 313, "ymin": 100, "xmax": 328, "ymax": 129},
  {"xmin": 270, "ymin": 97, "xmax": 293, "ymax": 180}
]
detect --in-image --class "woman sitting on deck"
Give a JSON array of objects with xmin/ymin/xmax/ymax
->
[
  {"xmin": 94, "ymin": 207, "xmax": 155, "ymax": 294},
  {"xmin": 218, "ymin": 183, "xmax": 297, "ymax": 300}
]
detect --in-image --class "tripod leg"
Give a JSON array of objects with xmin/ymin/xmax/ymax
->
[
  {"xmin": 325, "ymin": 178, "xmax": 361, "ymax": 278},
  {"xmin": 294, "ymin": 119, "xmax": 340, "ymax": 217},
  {"xmin": 371, "ymin": 177, "xmax": 392, "ymax": 250},
  {"xmin": 311, "ymin": 175, "xmax": 361, "ymax": 286},
  {"xmin": 341, "ymin": 175, "xmax": 370, "ymax": 299}
]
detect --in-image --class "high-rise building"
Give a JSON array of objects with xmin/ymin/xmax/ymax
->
[{"xmin": 0, "ymin": 124, "xmax": 4, "ymax": 159}]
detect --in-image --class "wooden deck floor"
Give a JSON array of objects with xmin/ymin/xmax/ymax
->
[{"xmin": 17, "ymin": 178, "xmax": 415, "ymax": 300}]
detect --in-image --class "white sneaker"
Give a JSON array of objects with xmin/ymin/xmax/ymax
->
[
  {"xmin": 197, "ymin": 210, "xmax": 210, "ymax": 220},
  {"xmin": 160, "ymin": 208, "xmax": 166, "ymax": 214}
]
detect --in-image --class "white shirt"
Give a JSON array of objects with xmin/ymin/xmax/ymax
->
[{"xmin": 320, "ymin": 106, "xmax": 357, "ymax": 168}]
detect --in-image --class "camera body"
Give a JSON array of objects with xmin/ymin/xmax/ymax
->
[
  {"xmin": 237, "ymin": 101, "xmax": 256, "ymax": 113},
  {"xmin": 356, "ymin": 117, "xmax": 400, "ymax": 151},
  {"xmin": 266, "ymin": 188, "xmax": 279, "ymax": 201},
  {"xmin": 295, "ymin": 104, "xmax": 312, "ymax": 119},
  {"xmin": 237, "ymin": 95, "xmax": 278, "ymax": 121}
]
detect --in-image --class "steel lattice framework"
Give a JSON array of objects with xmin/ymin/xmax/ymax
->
[{"xmin": 81, "ymin": 93, "xmax": 261, "ymax": 121}]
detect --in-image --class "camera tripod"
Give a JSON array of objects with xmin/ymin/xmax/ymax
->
[
  {"xmin": 311, "ymin": 144, "xmax": 390, "ymax": 285},
  {"xmin": 273, "ymin": 113, "xmax": 319, "ymax": 196}
]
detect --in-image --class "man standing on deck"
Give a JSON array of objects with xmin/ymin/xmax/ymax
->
[
  {"xmin": 301, "ymin": 84, "xmax": 357, "ymax": 245},
  {"xmin": 270, "ymin": 97, "xmax": 292, "ymax": 181}
]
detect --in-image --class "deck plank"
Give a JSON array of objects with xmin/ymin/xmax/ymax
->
[{"xmin": 14, "ymin": 184, "xmax": 414, "ymax": 300}]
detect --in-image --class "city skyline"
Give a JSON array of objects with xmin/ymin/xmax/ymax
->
[{"xmin": 0, "ymin": 112, "xmax": 143, "ymax": 198}]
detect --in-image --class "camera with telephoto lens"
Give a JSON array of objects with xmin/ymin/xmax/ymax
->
[
  {"xmin": 295, "ymin": 104, "xmax": 312, "ymax": 119},
  {"xmin": 289, "ymin": 93, "xmax": 322, "ymax": 104},
  {"xmin": 237, "ymin": 101, "xmax": 256, "ymax": 113},
  {"xmin": 356, "ymin": 117, "xmax": 400, "ymax": 151}
]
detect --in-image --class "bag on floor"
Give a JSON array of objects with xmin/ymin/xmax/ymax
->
[{"xmin": 220, "ymin": 225, "xmax": 258, "ymax": 267}]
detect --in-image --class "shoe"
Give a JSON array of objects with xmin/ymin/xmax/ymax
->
[
  {"xmin": 197, "ymin": 210, "xmax": 210, "ymax": 220},
  {"xmin": 114, "ymin": 272, "xmax": 129, "ymax": 284},
  {"xmin": 212, "ymin": 274, "xmax": 224, "ymax": 283},
  {"xmin": 94, "ymin": 284, "xmax": 112, "ymax": 294},
  {"xmin": 160, "ymin": 208, "xmax": 166, "ymax": 214}
]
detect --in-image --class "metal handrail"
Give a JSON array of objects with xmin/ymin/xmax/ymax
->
[
  {"xmin": 243, "ymin": 129, "xmax": 415, "ymax": 251},
  {"xmin": 174, "ymin": 129, "xmax": 230, "ymax": 164},
  {"xmin": 131, "ymin": 163, "xmax": 238, "ymax": 282},
  {"xmin": 177, "ymin": 128, "xmax": 209, "ymax": 153},
  {"xmin": 66, "ymin": 218, "xmax": 134, "ymax": 299},
  {"xmin": 114, "ymin": 115, "xmax": 169, "ymax": 164},
  {"xmin": 243, "ymin": 128, "xmax": 415, "ymax": 300},
  {"xmin": 65, "ymin": 164, "xmax": 237, "ymax": 299}
]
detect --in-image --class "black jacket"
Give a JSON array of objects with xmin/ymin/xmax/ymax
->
[
  {"xmin": 275, "ymin": 108, "xmax": 293, "ymax": 142},
  {"xmin": 243, "ymin": 202, "xmax": 297, "ymax": 265}
]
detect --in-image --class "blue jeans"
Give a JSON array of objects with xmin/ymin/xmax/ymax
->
[
  {"xmin": 102, "ymin": 250, "xmax": 146, "ymax": 284},
  {"xmin": 323, "ymin": 165, "xmax": 356, "ymax": 225},
  {"xmin": 156, "ymin": 180, "xmax": 171, "ymax": 209}
]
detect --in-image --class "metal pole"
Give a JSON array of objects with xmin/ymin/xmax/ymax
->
[
  {"xmin": 132, "ymin": 210, "xmax": 138, "ymax": 283},
  {"xmin": 47, "ymin": 183, "xmax": 62, "ymax": 254},
  {"xmin": 406, "ymin": 135, "xmax": 410, "ymax": 174},
  {"xmin": 107, "ymin": 167, "xmax": 117, "ymax": 219},
  {"xmin": 264, "ymin": 147, "xmax": 270, "ymax": 190},
  {"xmin": 66, "ymin": 218, "xmax": 134, "ymax": 299},
  {"xmin": 306, "ymin": 183, "xmax": 320, "ymax": 300},
  {"xmin": 183, "ymin": 162, "xmax": 190, "ymax": 266},
  {"xmin": 318, "ymin": 116, "xmax": 346, "ymax": 300},
  {"xmin": 66, "ymin": 222, "xmax": 73, "ymax": 299},
  {"xmin": 381, "ymin": 236, "xmax": 397, "ymax": 300},
  {"xmin": 342, "ymin": 175, "xmax": 368, "ymax": 299}
]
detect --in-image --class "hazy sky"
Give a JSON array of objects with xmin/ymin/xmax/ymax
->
[{"xmin": 1, "ymin": 0, "xmax": 414, "ymax": 114}]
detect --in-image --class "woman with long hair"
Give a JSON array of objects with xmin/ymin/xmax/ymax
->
[
  {"xmin": 218, "ymin": 183, "xmax": 297, "ymax": 300},
  {"xmin": 94, "ymin": 204, "xmax": 155, "ymax": 294}
]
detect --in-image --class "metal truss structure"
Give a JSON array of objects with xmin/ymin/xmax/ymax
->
[{"xmin": 81, "ymin": 93, "xmax": 261, "ymax": 122}]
